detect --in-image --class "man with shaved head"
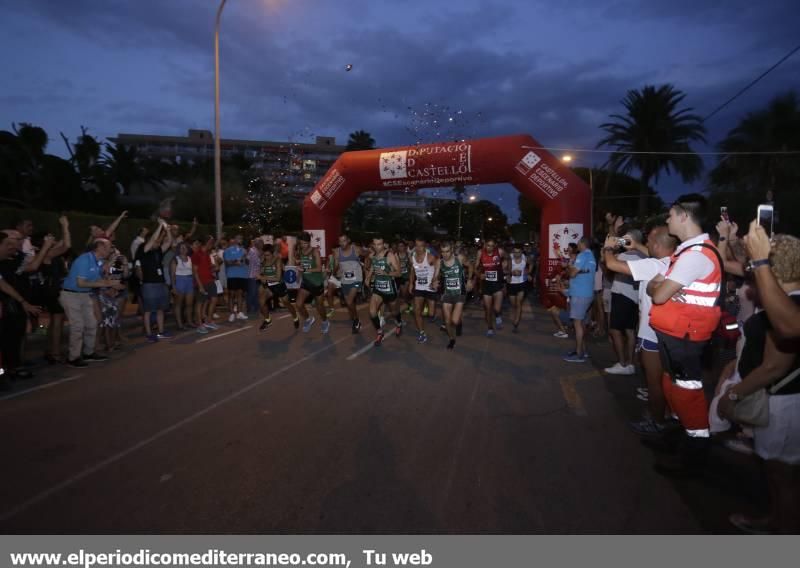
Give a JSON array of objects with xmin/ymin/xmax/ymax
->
[{"xmin": 604, "ymin": 222, "xmax": 678, "ymax": 436}]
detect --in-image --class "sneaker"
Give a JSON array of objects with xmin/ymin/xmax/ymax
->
[
  {"xmin": 636, "ymin": 392, "xmax": 649, "ymax": 402},
  {"xmin": 722, "ymin": 437, "xmax": 755, "ymax": 456},
  {"xmin": 146, "ymin": 334, "xmax": 159, "ymax": 343},
  {"xmin": 553, "ymin": 330, "xmax": 569, "ymax": 339},
  {"xmin": 212, "ymin": 313, "xmax": 220, "ymax": 319},
  {"xmin": 728, "ymin": 513, "xmax": 772, "ymax": 535},
  {"xmin": 321, "ymin": 320, "xmax": 330, "ymax": 334},
  {"xmin": 446, "ymin": 339, "xmax": 456, "ymax": 350},
  {"xmin": 228, "ymin": 313, "xmax": 236, "ymax": 323},
  {"xmin": 83, "ymin": 353, "xmax": 109, "ymax": 362},
  {"xmin": 259, "ymin": 319, "xmax": 272, "ymax": 332},
  {"xmin": 196, "ymin": 326, "xmax": 209, "ymax": 334},
  {"xmin": 352, "ymin": 320, "xmax": 361, "ymax": 334},
  {"xmin": 629, "ymin": 418, "xmax": 666, "ymax": 437},
  {"xmin": 564, "ymin": 351, "xmax": 578, "ymax": 358},
  {"xmin": 439, "ymin": 323, "xmax": 448, "ymax": 333},
  {"xmin": 156, "ymin": 332, "xmax": 173, "ymax": 340},
  {"xmin": 374, "ymin": 332, "xmax": 385, "ymax": 347},
  {"xmin": 379, "ymin": 315, "xmax": 386, "ymax": 328},
  {"xmin": 417, "ymin": 332, "xmax": 428, "ymax": 344},
  {"xmin": 293, "ymin": 317, "xmax": 300, "ymax": 330},
  {"xmin": 495, "ymin": 316, "xmax": 503, "ymax": 329},
  {"xmin": 604, "ymin": 363, "xmax": 626, "ymax": 374},
  {"xmin": 204, "ymin": 322, "xmax": 220, "ymax": 330},
  {"xmin": 326, "ymin": 308, "xmax": 335, "ymax": 318},
  {"xmin": 302, "ymin": 317, "xmax": 316, "ymax": 333},
  {"xmin": 564, "ymin": 353, "xmax": 587, "ymax": 363},
  {"xmin": 486, "ymin": 329, "xmax": 495, "ymax": 337},
  {"xmin": 636, "ymin": 387, "xmax": 649, "ymax": 395},
  {"xmin": 619, "ymin": 364, "xmax": 636, "ymax": 375},
  {"xmin": 237, "ymin": 312, "xmax": 249, "ymax": 320},
  {"xmin": 67, "ymin": 358, "xmax": 89, "ymax": 368}
]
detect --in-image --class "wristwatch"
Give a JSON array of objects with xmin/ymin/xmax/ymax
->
[
  {"xmin": 749, "ymin": 259, "xmax": 770, "ymax": 270},
  {"xmin": 727, "ymin": 391, "xmax": 740, "ymax": 402}
]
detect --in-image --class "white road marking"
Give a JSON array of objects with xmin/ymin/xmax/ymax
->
[
  {"xmin": 346, "ymin": 326, "xmax": 399, "ymax": 360},
  {"xmin": 0, "ymin": 375, "xmax": 84, "ymax": 401},
  {"xmin": 196, "ymin": 325, "xmax": 253, "ymax": 343},
  {"xmin": 0, "ymin": 335, "xmax": 349, "ymax": 522}
]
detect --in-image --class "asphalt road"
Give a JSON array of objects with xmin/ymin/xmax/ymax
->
[{"xmin": 0, "ymin": 302, "xmax": 761, "ymax": 533}]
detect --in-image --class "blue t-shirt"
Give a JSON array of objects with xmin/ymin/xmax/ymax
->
[
  {"xmin": 223, "ymin": 245, "xmax": 248, "ymax": 279},
  {"xmin": 63, "ymin": 252, "xmax": 102, "ymax": 292},
  {"xmin": 568, "ymin": 249, "xmax": 596, "ymax": 298}
]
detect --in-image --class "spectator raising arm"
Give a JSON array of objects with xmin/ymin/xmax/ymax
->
[
  {"xmin": 22, "ymin": 235, "xmax": 56, "ymax": 273},
  {"xmin": 745, "ymin": 220, "xmax": 800, "ymax": 339},
  {"xmin": 602, "ymin": 236, "xmax": 633, "ymax": 276},
  {"xmin": 716, "ymin": 219, "xmax": 745, "ymax": 276},
  {"xmin": 105, "ymin": 210, "xmax": 128, "ymax": 238},
  {"xmin": 48, "ymin": 216, "xmax": 72, "ymax": 258},
  {"xmin": 143, "ymin": 223, "xmax": 164, "ymax": 253}
]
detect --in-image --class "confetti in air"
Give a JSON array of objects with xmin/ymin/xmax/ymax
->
[{"xmin": 345, "ymin": 64, "xmax": 353, "ymax": 71}]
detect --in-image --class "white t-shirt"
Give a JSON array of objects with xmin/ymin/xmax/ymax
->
[
  {"xmin": 130, "ymin": 236, "xmax": 145, "ymax": 260},
  {"xmin": 628, "ymin": 256, "xmax": 671, "ymax": 342},
  {"xmin": 666, "ymin": 233, "xmax": 715, "ymax": 288}
]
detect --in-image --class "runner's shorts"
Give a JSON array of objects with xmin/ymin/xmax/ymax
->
[
  {"xmin": 266, "ymin": 282, "xmax": 288, "ymax": 298},
  {"xmin": 227, "ymin": 277, "xmax": 248, "ymax": 292},
  {"xmin": 301, "ymin": 280, "xmax": 325, "ymax": 298},
  {"xmin": 482, "ymin": 281, "xmax": 504, "ymax": 296},
  {"xmin": 441, "ymin": 293, "xmax": 466, "ymax": 305},
  {"xmin": 413, "ymin": 289, "xmax": 438, "ymax": 301},
  {"xmin": 507, "ymin": 282, "xmax": 527, "ymax": 296}
]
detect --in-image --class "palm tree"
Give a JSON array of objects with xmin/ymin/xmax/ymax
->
[
  {"xmin": 102, "ymin": 141, "xmax": 164, "ymax": 195},
  {"xmin": 346, "ymin": 130, "xmax": 376, "ymax": 151},
  {"xmin": 709, "ymin": 92, "xmax": 800, "ymax": 231},
  {"xmin": 598, "ymin": 84, "xmax": 706, "ymax": 217}
]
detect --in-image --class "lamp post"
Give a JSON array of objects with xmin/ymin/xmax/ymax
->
[
  {"xmin": 213, "ymin": 0, "xmax": 228, "ymax": 240},
  {"xmin": 562, "ymin": 154, "xmax": 594, "ymax": 237}
]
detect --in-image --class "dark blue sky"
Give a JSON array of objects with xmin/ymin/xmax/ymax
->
[{"xmin": 2, "ymin": 0, "xmax": 799, "ymax": 221}]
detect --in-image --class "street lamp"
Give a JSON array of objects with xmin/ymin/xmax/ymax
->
[
  {"xmin": 213, "ymin": 0, "xmax": 228, "ymax": 240},
  {"xmin": 561, "ymin": 154, "xmax": 593, "ymax": 236}
]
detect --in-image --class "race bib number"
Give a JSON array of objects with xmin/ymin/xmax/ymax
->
[
  {"xmin": 446, "ymin": 277, "xmax": 460, "ymax": 290},
  {"xmin": 376, "ymin": 279, "xmax": 391, "ymax": 292},
  {"xmin": 417, "ymin": 276, "xmax": 428, "ymax": 286},
  {"xmin": 486, "ymin": 270, "xmax": 498, "ymax": 282},
  {"xmin": 344, "ymin": 271, "xmax": 355, "ymax": 279}
]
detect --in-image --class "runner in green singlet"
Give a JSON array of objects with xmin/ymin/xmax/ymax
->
[
  {"xmin": 439, "ymin": 242, "xmax": 473, "ymax": 350},
  {"xmin": 395, "ymin": 240, "xmax": 412, "ymax": 312},
  {"xmin": 296, "ymin": 232, "xmax": 329, "ymax": 334},
  {"xmin": 365, "ymin": 236, "xmax": 403, "ymax": 346},
  {"xmin": 257, "ymin": 245, "xmax": 298, "ymax": 331}
]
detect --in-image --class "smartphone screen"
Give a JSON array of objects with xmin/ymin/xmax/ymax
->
[
  {"xmin": 757, "ymin": 205, "xmax": 774, "ymax": 237},
  {"xmin": 720, "ymin": 207, "xmax": 729, "ymax": 222}
]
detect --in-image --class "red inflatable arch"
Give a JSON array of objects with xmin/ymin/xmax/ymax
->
[{"xmin": 302, "ymin": 134, "xmax": 590, "ymax": 278}]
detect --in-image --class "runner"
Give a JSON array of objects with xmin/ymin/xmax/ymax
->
[
  {"xmin": 257, "ymin": 244, "xmax": 298, "ymax": 331},
  {"xmin": 332, "ymin": 234, "xmax": 364, "ymax": 334},
  {"xmin": 296, "ymin": 232, "xmax": 329, "ymax": 334},
  {"xmin": 410, "ymin": 237, "xmax": 440, "ymax": 344},
  {"xmin": 477, "ymin": 238, "xmax": 505, "ymax": 337},
  {"xmin": 506, "ymin": 243, "xmax": 532, "ymax": 333},
  {"xmin": 439, "ymin": 242, "xmax": 472, "ymax": 350},
  {"xmin": 324, "ymin": 253, "xmax": 340, "ymax": 318},
  {"xmin": 365, "ymin": 236, "xmax": 403, "ymax": 346},
  {"xmin": 395, "ymin": 240, "xmax": 412, "ymax": 313}
]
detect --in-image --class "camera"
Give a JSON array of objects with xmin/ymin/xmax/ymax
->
[{"xmin": 617, "ymin": 238, "xmax": 631, "ymax": 247}]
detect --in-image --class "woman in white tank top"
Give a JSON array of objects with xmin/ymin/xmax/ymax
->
[
  {"xmin": 506, "ymin": 245, "xmax": 530, "ymax": 332},
  {"xmin": 171, "ymin": 242, "xmax": 196, "ymax": 329}
]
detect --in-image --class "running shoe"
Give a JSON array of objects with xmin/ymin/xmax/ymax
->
[
  {"xmin": 212, "ymin": 313, "xmax": 220, "ymax": 319},
  {"xmin": 326, "ymin": 308, "xmax": 335, "ymax": 318},
  {"xmin": 228, "ymin": 313, "xmax": 236, "ymax": 323},
  {"xmin": 637, "ymin": 392, "xmax": 649, "ymax": 402},
  {"xmin": 439, "ymin": 323, "xmax": 448, "ymax": 333},
  {"xmin": 321, "ymin": 320, "xmax": 330, "ymax": 334},
  {"xmin": 204, "ymin": 322, "xmax": 220, "ymax": 330},
  {"xmin": 293, "ymin": 317, "xmax": 300, "ymax": 330},
  {"xmin": 628, "ymin": 418, "xmax": 666, "ymax": 437},
  {"xmin": 237, "ymin": 312, "xmax": 249, "ymax": 320},
  {"xmin": 553, "ymin": 330, "xmax": 569, "ymax": 339},
  {"xmin": 352, "ymin": 320, "xmax": 361, "ymax": 334},
  {"xmin": 374, "ymin": 331, "xmax": 385, "ymax": 347},
  {"xmin": 302, "ymin": 317, "xmax": 316, "ymax": 333},
  {"xmin": 563, "ymin": 353, "xmax": 586, "ymax": 363},
  {"xmin": 156, "ymin": 332, "xmax": 173, "ymax": 340},
  {"xmin": 259, "ymin": 319, "xmax": 272, "ymax": 332},
  {"xmin": 495, "ymin": 316, "xmax": 503, "ymax": 329},
  {"xmin": 636, "ymin": 387, "xmax": 649, "ymax": 395},
  {"xmin": 486, "ymin": 329, "xmax": 495, "ymax": 337},
  {"xmin": 146, "ymin": 334, "xmax": 159, "ymax": 343},
  {"xmin": 395, "ymin": 324, "xmax": 402, "ymax": 337},
  {"xmin": 446, "ymin": 339, "xmax": 456, "ymax": 350},
  {"xmin": 604, "ymin": 363, "xmax": 627, "ymax": 374},
  {"xmin": 379, "ymin": 315, "xmax": 386, "ymax": 328},
  {"xmin": 196, "ymin": 326, "xmax": 209, "ymax": 334},
  {"xmin": 417, "ymin": 331, "xmax": 428, "ymax": 344},
  {"xmin": 83, "ymin": 353, "xmax": 109, "ymax": 362}
]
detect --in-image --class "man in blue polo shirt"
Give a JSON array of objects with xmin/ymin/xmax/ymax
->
[
  {"xmin": 61, "ymin": 238, "xmax": 125, "ymax": 367},
  {"xmin": 564, "ymin": 237, "xmax": 597, "ymax": 363},
  {"xmin": 224, "ymin": 234, "xmax": 249, "ymax": 322}
]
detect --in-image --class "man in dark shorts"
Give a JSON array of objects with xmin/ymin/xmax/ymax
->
[
  {"xmin": 477, "ymin": 238, "xmax": 505, "ymax": 337},
  {"xmin": 439, "ymin": 242, "xmax": 472, "ymax": 350},
  {"xmin": 410, "ymin": 237, "xmax": 440, "ymax": 344},
  {"xmin": 366, "ymin": 237, "xmax": 403, "ymax": 346},
  {"xmin": 224, "ymin": 234, "xmax": 249, "ymax": 323},
  {"xmin": 296, "ymin": 232, "xmax": 329, "ymax": 334}
]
